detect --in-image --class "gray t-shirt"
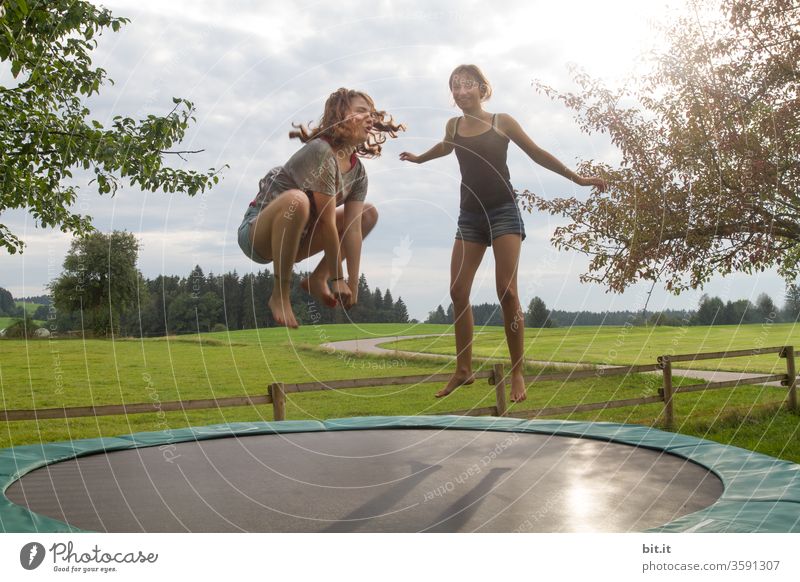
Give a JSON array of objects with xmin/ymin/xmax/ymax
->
[{"xmin": 253, "ymin": 138, "xmax": 368, "ymax": 209}]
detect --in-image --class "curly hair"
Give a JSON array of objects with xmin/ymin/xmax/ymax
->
[
  {"xmin": 449, "ymin": 64, "xmax": 493, "ymax": 102},
  {"xmin": 289, "ymin": 88, "xmax": 404, "ymax": 158}
]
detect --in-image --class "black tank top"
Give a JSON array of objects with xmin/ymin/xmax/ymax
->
[{"xmin": 452, "ymin": 114, "xmax": 515, "ymax": 213}]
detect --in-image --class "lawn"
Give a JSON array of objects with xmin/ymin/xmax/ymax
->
[
  {"xmin": 387, "ymin": 322, "xmax": 800, "ymax": 374},
  {"xmin": 15, "ymin": 301, "xmax": 42, "ymax": 316},
  {"xmin": 0, "ymin": 322, "xmax": 797, "ymax": 463},
  {"xmin": 1, "ymin": 300, "xmax": 47, "ymax": 330}
]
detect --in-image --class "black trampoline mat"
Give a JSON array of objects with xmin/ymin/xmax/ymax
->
[{"xmin": 6, "ymin": 429, "xmax": 723, "ymax": 532}]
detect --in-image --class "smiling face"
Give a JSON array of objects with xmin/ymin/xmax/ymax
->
[
  {"xmin": 450, "ymin": 73, "xmax": 484, "ymax": 110},
  {"xmin": 448, "ymin": 65, "xmax": 492, "ymax": 112}
]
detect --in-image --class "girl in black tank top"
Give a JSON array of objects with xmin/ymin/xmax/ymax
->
[
  {"xmin": 451, "ymin": 114, "xmax": 515, "ymax": 213},
  {"xmin": 400, "ymin": 65, "xmax": 607, "ymax": 404}
]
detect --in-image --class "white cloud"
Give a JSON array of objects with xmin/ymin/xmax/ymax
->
[{"xmin": 3, "ymin": 0, "xmax": 789, "ymax": 321}]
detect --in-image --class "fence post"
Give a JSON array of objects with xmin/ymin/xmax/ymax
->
[
  {"xmin": 270, "ymin": 383, "xmax": 286, "ymax": 421},
  {"xmin": 493, "ymin": 363, "xmax": 507, "ymax": 417},
  {"xmin": 782, "ymin": 346, "xmax": 797, "ymax": 412},
  {"xmin": 659, "ymin": 356, "xmax": 674, "ymax": 430}
]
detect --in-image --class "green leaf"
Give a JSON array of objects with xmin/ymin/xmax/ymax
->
[{"xmin": 0, "ymin": 0, "xmax": 224, "ymax": 254}]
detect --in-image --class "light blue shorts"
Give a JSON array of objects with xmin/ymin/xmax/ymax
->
[{"xmin": 237, "ymin": 204, "xmax": 271, "ymax": 264}]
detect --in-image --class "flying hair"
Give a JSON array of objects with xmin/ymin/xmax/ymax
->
[{"xmin": 290, "ymin": 88, "xmax": 404, "ymax": 158}]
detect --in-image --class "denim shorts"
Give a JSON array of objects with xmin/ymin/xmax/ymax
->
[
  {"xmin": 237, "ymin": 191, "xmax": 319, "ymax": 264},
  {"xmin": 455, "ymin": 201, "xmax": 526, "ymax": 246},
  {"xmin": 237, "ymin": 204, "xmax": 271, "ymax": 264}
]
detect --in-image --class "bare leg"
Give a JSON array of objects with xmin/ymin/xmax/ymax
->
[
  {"xmin": 493, "ymin": 234, "xmax": 526, "ymax": 402},
  {"xmin": 248, "ymin": 190, "xmax": 311, "ymax": 328},
  {"xmin": 437, "ymin": 238, "xmax": 487, "ymax": 398},
  {"xmin": 298, "ymin": 203, "xmax": 379, "ymax": 307}
]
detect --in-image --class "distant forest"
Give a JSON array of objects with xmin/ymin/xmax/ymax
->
[
  {"xmin": 5, "ymin": 281, "xmax": 800, "ymax": 336},
  {"xmin": 0, "ymin": 267, "xmax": 410, "ymax": 337},
  {"xmin": 425, "ymin": 287, "xmax": 800, "ymax": 328}
]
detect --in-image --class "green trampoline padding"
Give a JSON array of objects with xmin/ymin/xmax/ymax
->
[{"xmin": 1, "ymin": 416, "xmax": 798, "ymax": 532}]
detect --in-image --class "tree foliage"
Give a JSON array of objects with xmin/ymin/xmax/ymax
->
[
  {"xmin": 45, "ymin": 263, "xmax": 408, "ymax": 336},
  {"xmin": 0, "ymin": 0, "xmax": 223, "ymax": 254},
  {"xmin": 522, "ymin": 0, "xmax": 799, "ymax": 293},
  {"xmin": 0, "ymin": 286, "xmax": 18, "ymax": 316},
  {"xmin": 755, "ymin": 292, "xmax": 778, "ymax": 320},
  {"xmin": 471, "ymin": 303, "xmax": 503, "ymax": 326},
  {"xmin": 49, "ymin": 230, "xmax": 141, "ymax": 335},
  {"xmin": 393, "ymin": 298, "xmax": 409, "ymax": 323},
  {"xmin": 692, "ymin": 294, "xmax": 725, "ymax": 325},
  {"xmin": 783, "ymin": 283, "xmax": 800, "ymax": 321},
  {"xmin": 426, "ymin": 304, "xmax": 448, "ymax": 324},
  {"xmin": 525, "ymin": 297, "xmax": 554, "ymax": 328}
]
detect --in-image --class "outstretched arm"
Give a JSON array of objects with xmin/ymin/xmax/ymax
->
[
  {"xmin": 499, "ymin": 114, "xmax": 607, "ymax": 190},
  {"xmin": 400, "ymin": 118, "xmax": 457, "ymax": 164}
]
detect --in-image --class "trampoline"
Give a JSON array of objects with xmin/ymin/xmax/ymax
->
[{"xmin": 1, "ymin": 416, "xmax": 799, "ymax": 532}]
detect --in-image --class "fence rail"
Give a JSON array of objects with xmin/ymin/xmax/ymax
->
[
  {"xmin": 1, "ymin": 347, "xmax": 797, "ymax": 428},
  {"xmin": 0, "ymin": 395, "xmax": 273, "ymax": 422},
  {"xmin": 517, "ymin": 363, "xmax": 662, "ymax": 385},
  {"xmin": 658, "ymin": 346, "xmax": 786, "ymax": 363},
  {"xmin": 672, "ymin": 374, "xmax": 787, "ymax": 395},
  {"xmin": 281, "ymin": 370, "xmax": 493, "ymax": 394}
]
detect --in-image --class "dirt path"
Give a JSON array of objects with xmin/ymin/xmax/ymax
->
[{"xmin": 321, "ymin": 334, "xmax": 785, "ymax": 386}]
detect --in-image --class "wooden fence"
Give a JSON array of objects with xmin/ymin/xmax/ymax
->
[{"xmin": 2, "ymin": 346, "xmax": 797, "ymax": 429}]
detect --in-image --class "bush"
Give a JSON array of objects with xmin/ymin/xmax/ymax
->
[
  {"xmin": 33, "ymin": 304, "xmax": 51, "ymax": 321},
  {"xmin": 2, "ymin": 316, "xmax": 40, "ymax": 339}
]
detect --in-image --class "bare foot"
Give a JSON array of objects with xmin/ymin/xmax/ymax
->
[
  {"xmin": 268, "ymin": 293, "xmax": 299, "ymax": 328},
  {"xmin": 300, "ymin": 276, "xmax": 337, "ymax": 308},
  {"xmin": 435, "ymin": 372, "xmax": 475, "ymax": 398},
  {"xmin": 509, "ymin": 373, "xmax": 527, "ymax": 403}
]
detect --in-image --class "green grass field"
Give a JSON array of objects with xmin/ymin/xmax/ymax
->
[
  {"xmin": 388, "ymin": 322, "xmax": 800, "ymax": 373},
  {"xmin": 16, "ymin": 301, "xmax": 42, "ymax": 316},
  {"xmin": 1, "ymin": 301, "xmax": 47, "ymax": 330},
  {"xmin": 0, "ymin": 323, "xmax": 798, "ymax": 463}
]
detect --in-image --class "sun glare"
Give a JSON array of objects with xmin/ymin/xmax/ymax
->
[{"xmin": 475, "ymin": 0, "xmax": 689, "ymax": 83}]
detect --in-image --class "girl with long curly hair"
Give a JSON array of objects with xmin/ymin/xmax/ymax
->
[
  {"xmin": 238, "ymin": 88, "xmax": 403, "ymax": 328},
  {"xmin": 401, "ymin": 65, "xmax": 605, "ymax": 402}
]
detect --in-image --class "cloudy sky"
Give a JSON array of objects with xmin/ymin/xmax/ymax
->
[{"xmin": 0, "ymin": 0, "xmax": 788, "ymax": 320}]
